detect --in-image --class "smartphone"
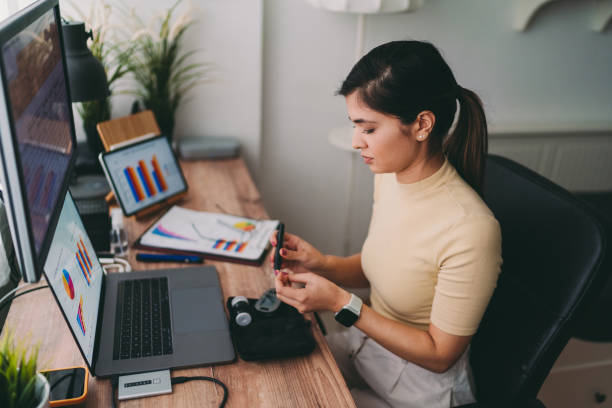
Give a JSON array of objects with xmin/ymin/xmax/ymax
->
[{"xmin": 39, "ymin": 366, "xmax": 88, "ymax": 407}]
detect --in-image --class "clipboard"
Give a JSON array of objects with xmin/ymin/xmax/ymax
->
[{"xmin": 133, "ymin": 206, "xmax": 279, "ymax": 266}]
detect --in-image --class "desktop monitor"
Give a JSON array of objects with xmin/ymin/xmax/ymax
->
[{"xmin": 0, "ymin": 0, "xmax": 76, "ymax": 282}]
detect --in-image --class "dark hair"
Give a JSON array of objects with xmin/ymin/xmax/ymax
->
[{"xmin": 337, "ymin": 41, "xmax": 487, "ymax": 194}]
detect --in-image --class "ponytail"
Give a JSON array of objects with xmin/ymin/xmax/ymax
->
[{"xmin": 443, "ymin": 86, "xmax": 488, "ymax": 196}]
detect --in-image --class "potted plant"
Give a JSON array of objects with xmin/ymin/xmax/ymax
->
[
  {"xmin": 126, "ymin": 0, "xmax": 208, "ymax": 141},
  {"xmin": 0, "ymin": 330, "xmax": 49, "ymax": 408}
]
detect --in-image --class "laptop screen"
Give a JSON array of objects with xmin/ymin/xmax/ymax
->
[
  {"xmin": 101, "ymin": 136, "xmax": 187, "ymax": 216},
  {"xmin": 1, "ymin": 6, "xmax": 74, "ymax": 254},
  {"xmin": 43, "ymin": 190, "xmax": 102, "ymax": 366}
]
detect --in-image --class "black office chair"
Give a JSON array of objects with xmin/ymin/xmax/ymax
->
[
  {"xmin": 572, "ymin": 200, "xmax": 612, "ymax": 342},
  {"xmin": 458, "ymin": 154, "xmax": 609, "ymax": 408}
]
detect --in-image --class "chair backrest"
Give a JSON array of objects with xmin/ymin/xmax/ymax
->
[{"xmin": 470, "ymin": 154, "xmax": 608, "ymax": 402}]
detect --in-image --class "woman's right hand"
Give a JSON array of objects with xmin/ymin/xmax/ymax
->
[{"xmin": 269, "ymin": 231, "xmax": 327, "ymax": 275}]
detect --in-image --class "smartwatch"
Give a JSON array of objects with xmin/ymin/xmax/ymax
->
[{"xmin": 334, "ymin": 293, "xmax": 363, "ymax": 327}]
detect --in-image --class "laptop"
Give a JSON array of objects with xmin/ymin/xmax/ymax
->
[{"xmin": 43, "ymin": 190, "xmax": 235, "ymax": 377}]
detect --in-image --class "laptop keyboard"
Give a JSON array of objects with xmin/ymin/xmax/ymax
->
[{"xmin": 113, "ymin": 277, "xmax": 173, "ymax": 360}]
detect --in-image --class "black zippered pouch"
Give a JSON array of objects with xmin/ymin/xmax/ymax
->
[{"xmin": 226, "ymin": 297, "xmax": 316, "ymax": 361}]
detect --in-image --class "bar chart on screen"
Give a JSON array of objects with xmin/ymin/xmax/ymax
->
[
  {"xmin": 43, "ymin": 193, "xmax": 103, "ymax": 363},
  {"xmin": 76, "ymin": 295, "xmax": 86, "ymax": 336},
  {"xmin": 75, "ymin": 235, "xmax": 93, "ymax": 286},
  {"xmin": 122, "ymin": 155, "xmax": 169, "ymax": 203},
  {"xmin": 101, "ymin": 136, "xmax": 187, "ymax": 215}
]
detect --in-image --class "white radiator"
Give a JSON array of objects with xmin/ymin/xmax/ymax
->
[{"xmin": 489, "ymin": 128, "xmax": 612, "ymax": 193}]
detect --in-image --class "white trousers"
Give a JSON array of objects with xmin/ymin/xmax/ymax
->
[{"xmin": 327, "ymin": 326, "xmax": 477, "ymax": 408}]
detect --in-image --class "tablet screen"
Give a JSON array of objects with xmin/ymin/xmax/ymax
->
[{"xmin": 101, "ymin": 136, "xmax": 187, "ymax": 215}]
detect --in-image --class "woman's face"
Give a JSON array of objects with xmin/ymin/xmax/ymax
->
[{"xmin": 346, "ymin": 92, "xmax": 421, "ymax": 177}]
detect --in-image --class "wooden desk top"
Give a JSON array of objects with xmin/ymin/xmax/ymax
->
[{"xmin": 2, "ymin": 158, "xmax": 355, "ymax": 407}]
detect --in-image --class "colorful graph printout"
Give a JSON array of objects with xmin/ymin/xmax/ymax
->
[
  {"xmin": 234, "ymin": 222, "xmax": 256, "ymax": 232},
  {"xmin": 213, "ymin": 239, "xmax": 248, "ymax": 253},
  {"xmin": 153, "ymin": 224, "xmax": 195, "ymax": 241},
  {"xmin": 62, "ymin": 269, "xmax": 75, "ymax": 299},
  {"xmin": 139, "ymin": 206, "xmax": 280, "ymax": 262},
  {"xmin": 76, "ymin": 296, "xmax": 86, "ymax": 336}
]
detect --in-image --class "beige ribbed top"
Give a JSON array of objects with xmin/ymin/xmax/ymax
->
[{"xmin": 361, "ymin": 159, "xmax": 502, "ymax": 336}]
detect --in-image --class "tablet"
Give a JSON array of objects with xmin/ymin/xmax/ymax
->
[{"xmin": 99, "ymin": 136, "xmax": 188, "ymax": 216}]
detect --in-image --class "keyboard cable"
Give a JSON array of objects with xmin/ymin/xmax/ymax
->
[{"xmin": 0, "ymin": 284, "xmax": 49, "ymax": 313}]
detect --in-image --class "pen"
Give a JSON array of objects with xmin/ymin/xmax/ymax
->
[
  {"xmin": 136, "ymin": 253, "xmax": 203, "ymax": 264},
  {"xmin": 274, "ymin": 222, "xmax": 285, "ymax": 272}
]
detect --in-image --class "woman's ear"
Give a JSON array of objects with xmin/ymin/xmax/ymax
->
[{"xmin": 415, "ymin": 111, "xmax": 435, "ymax": 141}]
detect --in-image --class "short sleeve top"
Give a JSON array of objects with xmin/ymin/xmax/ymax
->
[{"xmin": 361, "ymin": 159, "xmax": 502, "ymax": 336}]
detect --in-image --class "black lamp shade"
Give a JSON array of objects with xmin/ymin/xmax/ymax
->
[{"xmin": 62, "ymin": 22, "xmax": 109, "ymax": 102}]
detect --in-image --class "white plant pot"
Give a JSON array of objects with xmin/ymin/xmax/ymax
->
[{"xmin": 34, "ymin": 372, "xmax": 50, "ymax": 408}]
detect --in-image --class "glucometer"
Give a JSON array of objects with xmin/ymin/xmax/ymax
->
[{"xmin": 255, "ymin": 288, "xmax": 281, "ymax": 314}]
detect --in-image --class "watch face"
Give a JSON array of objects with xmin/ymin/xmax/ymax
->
[{"xmin": 335, "ymin": 308, "xmax": 359, "ymax": 327}]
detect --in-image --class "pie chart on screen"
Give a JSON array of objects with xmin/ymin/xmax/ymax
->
[{"xmin": 62, "ymin": 269, "xmax": 75, "ymax": 299}]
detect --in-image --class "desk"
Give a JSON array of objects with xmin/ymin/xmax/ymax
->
[{"xmin": 1, "ymin": 158, "xmax": 356, "ymax": 407}]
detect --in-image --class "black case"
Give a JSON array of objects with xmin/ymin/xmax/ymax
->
[{"xmin": 226, "ymin": 297, "xmax": 316, "ymax": 361}]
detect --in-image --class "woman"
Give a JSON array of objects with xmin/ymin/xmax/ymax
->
[{"xmin": 270, "ymin": 41, "xmax": 502, "ymax": 407}]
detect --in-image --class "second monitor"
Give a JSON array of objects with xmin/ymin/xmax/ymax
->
[{"xmin": 99, "ymin": 135, "xmax": 187, "ymax": 216}]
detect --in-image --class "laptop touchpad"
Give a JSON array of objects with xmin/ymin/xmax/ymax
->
[{"xmin": 171, "ymin": 287, "xmax": 226, "ymax": 334}]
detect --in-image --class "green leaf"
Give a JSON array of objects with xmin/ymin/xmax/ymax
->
[
  {"xmin": 0, "ymin": 329, "xmax": 41, "ymax": 408},
  {"xmin": 123, "ymin": 0, "xmax": 209, "ymax": 134},
  {"xmin": 15, "ymin": 375, "xmax": 37, "ymax": 408},
  {"xmin": 0, "ymin": 372, "xmax": 10, "ymax": 406}
]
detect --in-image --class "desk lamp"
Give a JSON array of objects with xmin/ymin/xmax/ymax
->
[
  {"xmin": 62, "ymin": 21, "xmax": 111, "ymax": 251},
  {"xmin": 62, "ymin": 21, "xmax": 109, "ymax": 163}
]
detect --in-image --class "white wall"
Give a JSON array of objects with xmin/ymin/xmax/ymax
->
[
  {"xmin": 259, "ymin": 0, "xmax": 612, "ymax": 256},
  {"xmin": 58, "ymin": 0, "xmax": 264, "ymax": 173},
  {"xmin": 260, "ymin": 0, "xmax": 365, "ymax": 257}
]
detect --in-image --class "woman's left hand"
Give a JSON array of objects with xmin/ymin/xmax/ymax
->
[{"xmin": 275, "ymin": 272, "xmax": 350, "ymax": 314}]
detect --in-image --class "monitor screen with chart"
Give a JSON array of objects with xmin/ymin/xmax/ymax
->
[
  {"xmin": 99, "ymin": 135, "xmax": 188, "ymax": 216},
  {"xmin": 0, "ymin": 0, "xmax": 76, "ymax": 281},
  {"xmin": 43, "ymin": 190, "xmax": 103, "ymax": 366}
]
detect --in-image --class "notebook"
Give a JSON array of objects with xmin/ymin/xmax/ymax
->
[{"xmin": 134, "ymin": 206, "xmax": 279, "ymax": 265}]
